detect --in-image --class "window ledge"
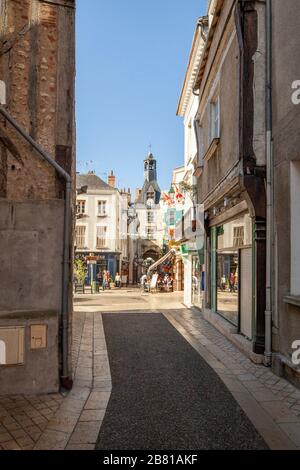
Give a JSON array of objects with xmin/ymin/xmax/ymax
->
[
  {"xmin": 283, "ymin": 295, "xmax": 300, "ymax": 308},
  {"xmin": 97, "ymin": 214, "xmax": 107, "ymax": 217},
  {"xmin": 203, "ymin": 137, "xmax": 220, "ymax": 162}
]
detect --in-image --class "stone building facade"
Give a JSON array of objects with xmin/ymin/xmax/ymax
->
[
  {"xmin": 270, "ymin": 0, "xmax": 300, "ymax": 386},
  {"xmin": 178, "ymin": 0, "xmax": 300, "ymax": 387},
  {"xmin": 129, "ymin": 153, "xmax": 164, "ymax": 284},
  {"xmin": 0, "ymin": 0, "xmax": 75, "ymax": 393},
  {"xmin": 178, "ymin": 0, "xmax": 267, "ymax": 359}
]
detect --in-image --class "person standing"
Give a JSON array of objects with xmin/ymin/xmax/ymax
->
[
  {"xmin": 102, "ymin": 270, "xmax": 107, "ymax": 291},
  {"xmin": 115, "ymin": 272, "xmax": 121, "ymax": 288}
]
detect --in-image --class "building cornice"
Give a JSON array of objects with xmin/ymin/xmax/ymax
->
[
  {"xmin": 176, "ymin": 17, "xmax": 208, "ymax": 117},
  {"xmin": 194, "ymin": 0, "xmax": 226, "ymax": 91}
]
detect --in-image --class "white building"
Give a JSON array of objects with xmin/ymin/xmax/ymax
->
[
  {"xmin": 176, "ymin": 17, "xmax": 207, "ymax": 308},
  {"xmin": 75, "ymin": 171, "xmax": 129, "ymax": 283}
]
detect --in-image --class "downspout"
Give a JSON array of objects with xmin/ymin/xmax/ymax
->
[
  {"xmin": 264, "ymin": 0, "xmax": 273, "ymax": 366},
  {"xmin": 0, "ymin": 105, "xmax": 73, "ymax": 388}
]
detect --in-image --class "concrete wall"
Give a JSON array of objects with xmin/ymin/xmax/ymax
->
[
  {"xmin": 271, "ymin": 0, "xmax": 300, "ymax": 375},
  {"xmin": 0, "ymin": 0, "xmax": 75, "ymax": 393}
]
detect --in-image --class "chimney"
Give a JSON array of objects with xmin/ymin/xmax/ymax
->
[{"xmin": 108, "ymin": 170, "xmax": 116, "ymax": 188}]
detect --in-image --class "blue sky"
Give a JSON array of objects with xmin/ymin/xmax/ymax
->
[{"xmin": 76, "ymin": 0, "xmax": 207, "ymax": 192}]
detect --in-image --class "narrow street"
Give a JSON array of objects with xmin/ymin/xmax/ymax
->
[{"xmin": 18, "ymin": 290, "xmax": 300, "ymax": 450}]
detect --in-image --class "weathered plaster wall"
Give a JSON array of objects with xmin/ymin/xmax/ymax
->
[
  {"xmin": 197, "ymin": 11, "xmax": 240, "ymax": 205},
  {"xmin": 271, "ymin": 0, "xmax": 300, "ymax": 371},
  {"xmin": 0, "ymin": 0, "xmax": 75, "ymax": 393}
]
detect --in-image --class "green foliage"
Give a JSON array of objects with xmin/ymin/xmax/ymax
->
[
  {"xmin": 74, "ymin": 259, "xmax": 87, "ymax": 284},
  {"xmin": 179, "ymin": 182, "xmax": 198, "ymax": 198}
]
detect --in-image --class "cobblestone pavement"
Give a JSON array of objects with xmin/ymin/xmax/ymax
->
[
  {"xmin": 0, "ymin": 312, "xmax": 111, "ymax": 451},
  {"xmin": 1, "ymin": 290, "xmax": 300, "ymax": 450}
]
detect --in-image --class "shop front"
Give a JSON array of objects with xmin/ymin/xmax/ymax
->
[
  {"xmin": 75, "ymin": 252, "xmax": 119, "ymax": 285},
  {"xmin": 210, "ymin": 213, "xmax": 253, "ymax": 339},
  {"xmin": 181, "ymin": 238, "xmax": 205, "ymax": 310}
]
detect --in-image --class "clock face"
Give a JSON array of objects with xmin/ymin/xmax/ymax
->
[{"xmin": 146, "ymin": 198, "xmax": 154, "ymax": 208}]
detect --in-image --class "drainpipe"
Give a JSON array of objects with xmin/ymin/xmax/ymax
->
[
  {"xmin": 264, "ymin": 0, "xmax": 273, "ymax": 366},
  {"xmin": 0, "ymin": 105, "xmax": 73, "ymax": 388}
]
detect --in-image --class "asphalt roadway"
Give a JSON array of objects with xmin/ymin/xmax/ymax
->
[{"xmin": 96, "ymin": 312, "xmax": 268, "ymax": 450}]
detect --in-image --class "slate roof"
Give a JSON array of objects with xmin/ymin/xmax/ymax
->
[
  {"xmin": 136, "ymin": 179, "xmax": 161, "ymax": 205},
  {"xmin": 76, "ymin": 173, "xmax": 112, "ymax": 191}
]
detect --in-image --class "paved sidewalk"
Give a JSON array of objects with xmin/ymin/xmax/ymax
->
[
  {"xmin": 164, "ymin": 308, "xmax": 300, "ymax": 450},
  {"xmin": 34, "ymin": 313, "xmax": 111, "ymax": 450},
  {"xmin": 0, "ymin": 312, "xmax": 111, "ymax": 451}
]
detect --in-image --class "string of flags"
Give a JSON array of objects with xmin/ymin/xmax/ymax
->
[{"xmin": 162, "ymin": 185, "xmax": 185, "ymax": 207}]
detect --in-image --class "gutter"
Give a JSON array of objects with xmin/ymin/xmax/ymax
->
[
  {"xmin": 264, "ymin": 0, "xmax": 273, "ymax": 366},
  {"xmin": 0, "ymin": 105, "xmax": 73, "ymax": 389}
]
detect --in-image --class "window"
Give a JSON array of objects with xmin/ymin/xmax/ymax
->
[
  {"xmin": 96, "ymin": 226, "xmax": 107, "ymax": 249},
  {"xmin": 147, "ymin": 211, "xmax": 154, "ymax": 223},
  {"xmin": 233, "ymin": 226, "xmax": 245, "ymax": 248},
  {"xmin": 76, "ymin": 200, "xmax": 86, "ymax": 215},
  {"xmin": 147, "ymin": 191, "xmax": 155, "ymax": 200},
  {"xmin": 146, "ymin": 227, "xmax": 155, "ymax": 239},
  {"xmin": 98, "ymin": 200, "xmax": 107, "ymax": 216},
  {"xmin": 75, "ymin": 226, "xmax": 86, "ymax": 248},
  {"xmin": 168, "ymin": 209, "xmax": 176, "ymax": 226},
  {"xmin": 210, "ymin": 96, "xmax": 220, "ymax": 141}
]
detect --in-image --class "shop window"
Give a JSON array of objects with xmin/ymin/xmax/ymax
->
[
  {"xmin": 75, "ymin": 226, "xmax": 86, "ymax": 248},
  {"xmin": 217, "ymin": 251, "xmax": 239, "ymax": 326}
]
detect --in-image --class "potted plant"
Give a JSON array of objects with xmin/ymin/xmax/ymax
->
[{"xmin": 74, "ymin": 259, "xmax": 87, "ymax": 293}]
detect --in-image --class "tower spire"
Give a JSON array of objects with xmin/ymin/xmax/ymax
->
[{"xmin": 144, "ymin": 150, "xmax": 157, "ymax": 183}]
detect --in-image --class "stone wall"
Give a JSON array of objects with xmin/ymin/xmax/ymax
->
[{"xmin": 0, "ymin": 0, "xmax": 75, "ymax": 393}]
